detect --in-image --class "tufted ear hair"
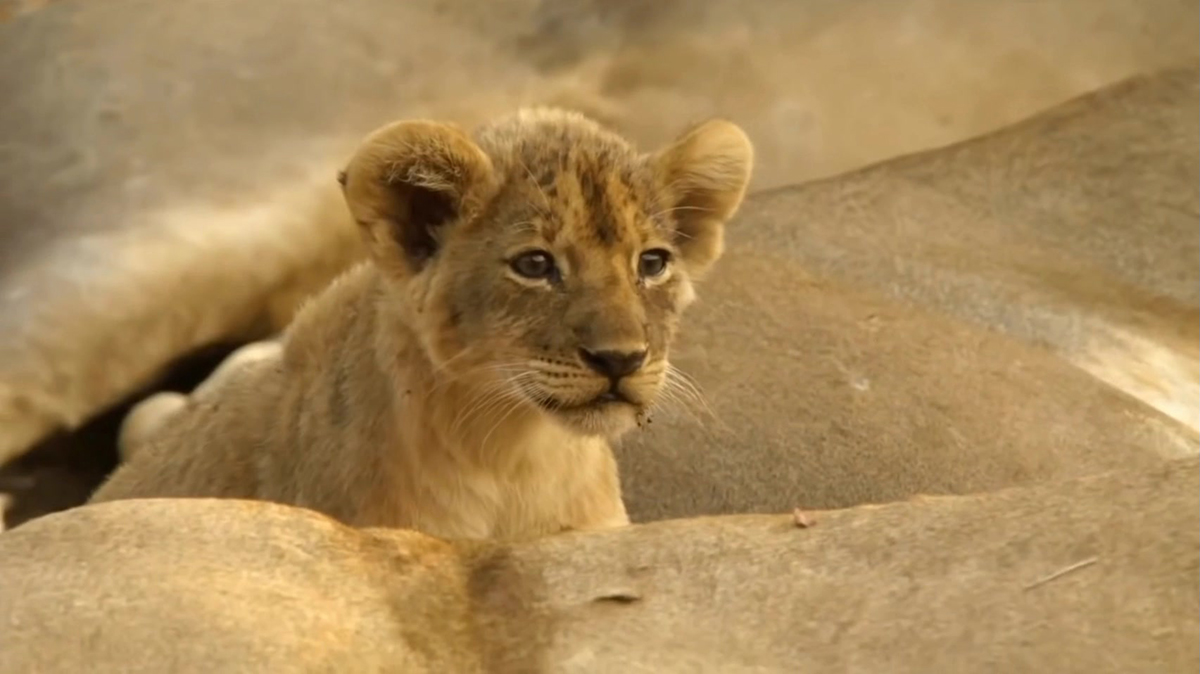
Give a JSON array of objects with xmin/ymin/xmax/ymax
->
[
  {"xmin": 339, "ymin": 120, "xmax": 496, "ymax": 276},
  {"xmin": 651, "ymin": 119, "xmax": 754, "ymax": 278}
]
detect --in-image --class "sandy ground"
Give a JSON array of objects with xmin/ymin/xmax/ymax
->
[{"xmin": 3, "ymin": 1, "xmax": 1197, "ymax": 262}]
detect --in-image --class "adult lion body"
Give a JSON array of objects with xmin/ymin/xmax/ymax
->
[
  {"xmin": 89, "ymin": 109, "xmax": 754, "ymax": 540},
  {"xmin": 5, "ymin": 458, "xmax": 1197, "ymax": 673}
]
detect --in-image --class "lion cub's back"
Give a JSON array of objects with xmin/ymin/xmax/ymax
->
[{"xmin": 90, "ymin": 355, "xmax": 288, "ymax": 503}]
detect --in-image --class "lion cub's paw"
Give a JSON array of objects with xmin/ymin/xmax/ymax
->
[{"xmin": 117, "ymin": 392, "xmax": 188, "ymax": 462}]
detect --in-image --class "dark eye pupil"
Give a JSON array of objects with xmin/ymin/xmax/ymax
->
[
  {"xmin": 639, "ymin": 250, "xmax": 669, "ymax": 277},
  {"xmin": 512, "ymin": 251, "xmax": 555, "ymax": 279}
]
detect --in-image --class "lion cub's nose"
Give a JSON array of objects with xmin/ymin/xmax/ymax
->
[{"xmin": 579, "ymin": 348, "xmax": 648, "ymax": 380}]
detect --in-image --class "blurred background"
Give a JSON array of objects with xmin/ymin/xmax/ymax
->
[{"xmin": 1, "ymin": 0, "xmax": 1197, "ymax": 527}]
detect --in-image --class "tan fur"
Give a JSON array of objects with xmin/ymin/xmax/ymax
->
[
  {"xmin": 3, "ymin": 0, "xmax": 1197, "ymax": 467},
  {"xmin": 5, "ymin": 458, "xmax": 1197, "ymax": 672},
  {"xmin": 108, "ymin": 68, "xmax": 1199, "ymax": 528},
  {"xmin": 0, "ymin": 169, "xmax": 364, "ymax": 466},
  {"xmin": 89, "ymin": 110, "xmax": 754, "ymax": 540},
  {"xmin": 615, "ymin": 67, "xmax": 1200, "ymax": 519},
  {"xmin": 117, "ymin": 340, "xmax": 284, "ymax": 461},
  {"xmin": 727, "ymin": 65, "xmax": 1200, "ymax": 434}
]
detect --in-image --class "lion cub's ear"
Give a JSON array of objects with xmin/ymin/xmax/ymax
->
[
  {"xmin": 340, "ymin": 120, "xmax": 496, "ymax": 275},
  {"xmin": 651, "ymin": 120, "xmax": 754, "ymax": 278}
]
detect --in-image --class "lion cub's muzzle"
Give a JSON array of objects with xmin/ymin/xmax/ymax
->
[
  {"xmin": 579, "ymin": 347, "xmax": 647, "ymax": 385},
  {"xmin": 574, "ymin": 343, "xmax": 653, "ymax": 404},
  {"xmin": 539, "ymin": 347, "xmax": 655, "ymax": 409},
  {"xmin": 524, "ymin": 345, "xmax": 662, "ymax": 436}
]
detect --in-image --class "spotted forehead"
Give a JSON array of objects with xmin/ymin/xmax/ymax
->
[
  {"xmin": 483, "ymin": 128, "xmax": 666, "ymax": 249},
  {"xmin": 534, "ymin": 153, "xmax": 662, "ymax": 249}
]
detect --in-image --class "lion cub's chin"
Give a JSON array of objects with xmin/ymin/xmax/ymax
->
[{"xmin": 537, "ymin": 398, "xmax": 643, "ymax": 438}]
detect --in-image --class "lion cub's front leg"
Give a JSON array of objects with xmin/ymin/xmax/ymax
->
[
  {"xmin": 577, "ymin": 509, "xmax": 632, "ymax": 531},
  {"xmin": 562, "ymin": 448, "xmax": 631, "ymax": 534}
]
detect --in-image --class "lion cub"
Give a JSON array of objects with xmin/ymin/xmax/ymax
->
[{"xmin": 90, "ymin": 108, "xmax": 754, "ymax": 541}]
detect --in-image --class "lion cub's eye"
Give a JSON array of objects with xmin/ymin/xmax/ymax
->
[
  {"xmin": 510, "ymin": 250, "xmax": 558, "ymax": 281},
  {"xmin": 638, "ymin": 249, "xmax": 671, "ymax": 278}
]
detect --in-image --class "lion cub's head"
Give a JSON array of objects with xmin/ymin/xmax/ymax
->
[{"xmin": 340, "ymin": 108, "xmax": 752, "ymax": 438}]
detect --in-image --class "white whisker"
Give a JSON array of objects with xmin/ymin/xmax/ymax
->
[
  {"xmin": 478, "ymin": 384, "xmax": 534, "ymax": 453},
  {"xmin": 517, "ymin": 157, "xmax": 553, "ymax": 216},
  {"xmin": 666, "ymin": 364, "xmax": 715, "ymax": 419},
  {"xmin": 442, "ymin": 362, "xmax": 531, "ymax": 438},
  {"xmin": 646, "ymin": 364, "xmax": 720, "ymax": 433},
  {"xmin": 647, "ymin": 204, "xmax": 713, "ymax": 221}
]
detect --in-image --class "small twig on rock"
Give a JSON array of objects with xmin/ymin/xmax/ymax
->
[
  {"xmin": 1023, "ymin": 557, "xmax": 1098, "ymax": 591},
  {"xmin": 792, "ymin": 508, "xmax": 816, "ymax": 528},
  {"xmin": 593, "ymin": 591, "xmax": 641, "ymax": 604}
]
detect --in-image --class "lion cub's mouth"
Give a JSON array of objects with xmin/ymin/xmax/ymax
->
[
  {"xmin": 523, "ymin": 382, "xmax": 648, "ymax": 436},
  {"xmin": 532, "ymin": 389, "xmax": 635, "ymax": 413}
]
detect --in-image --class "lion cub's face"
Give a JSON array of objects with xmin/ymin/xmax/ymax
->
[{"xmin": 341, "ymin": 109, "xmax": 753, "ymax": 437}]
